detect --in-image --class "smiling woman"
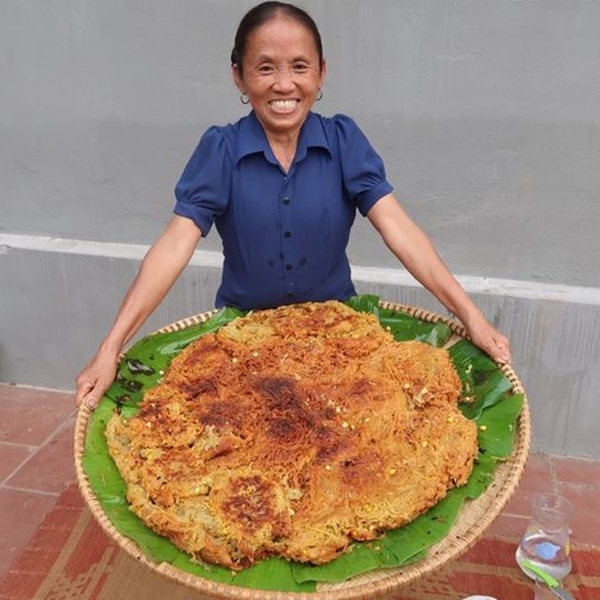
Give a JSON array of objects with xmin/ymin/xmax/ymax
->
[
  {"xmin": 230, "ymin": 8, "xmax": 326, "ymax": 168},
  {"xmin": 75, "ymin": 0, "xmax": 511, "ymax": 411}
]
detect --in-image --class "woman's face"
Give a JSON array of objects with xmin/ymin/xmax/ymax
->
[{"xmin": 233, "ymin": 15, "xmax": 326, "ymax": 140}]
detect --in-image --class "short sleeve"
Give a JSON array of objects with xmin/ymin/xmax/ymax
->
[
  {"xmin": 333, "ymin": 114, "xmax": 393, "ymax": 216},
  {"xmin": 173, "ymin": 126, "xmax": 232, "ymax": 237}
]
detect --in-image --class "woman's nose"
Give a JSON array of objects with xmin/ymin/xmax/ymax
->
[{"xmin": 273, "ymin": 68, "xmax": 295, "ymax": 91}]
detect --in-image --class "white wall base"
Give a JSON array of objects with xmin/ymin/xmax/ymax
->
[{"xmin": 1, "ymin": 234, "xmax": 598, "ymax": 458}]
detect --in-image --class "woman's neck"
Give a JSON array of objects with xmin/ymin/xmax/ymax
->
[{"xmin": 267, "ymin": 133, "xmax": 299, "ymax": 173}]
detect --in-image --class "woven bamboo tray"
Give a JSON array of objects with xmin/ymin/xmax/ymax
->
[{"xmin": 74, "ymin": 300, "xmax": 530, "ymax": 599}]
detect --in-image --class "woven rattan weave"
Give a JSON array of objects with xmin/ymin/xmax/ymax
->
[{"xmin": 74, "ymin": 301, "xmax": 530, "ymax": 599}]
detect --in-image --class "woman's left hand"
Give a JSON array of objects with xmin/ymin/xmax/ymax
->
[
  {"xmin": 366, "ymin": 195, "xmax": 512, "ymax": 365},
  {"xmin": 466, "ymin": 319, "xmax": 512, "ymax": 365}
]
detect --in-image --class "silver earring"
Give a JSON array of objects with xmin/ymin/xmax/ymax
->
[
  {"xmin": 316, "ymin": 88, "xmax": 323, "ymax": 101},
  {"xmin": 240, "ymin": 93, "xmax": 250, "ymax": 105}
]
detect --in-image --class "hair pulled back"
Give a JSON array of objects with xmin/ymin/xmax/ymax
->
[{"xmin": 231, "ymin": 1, "xmax": 324, "ymax": 73}]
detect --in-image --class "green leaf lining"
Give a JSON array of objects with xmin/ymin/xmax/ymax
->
[{"xmin": 82, "ymin": 295, "xmax": 523, "ymax": 592}]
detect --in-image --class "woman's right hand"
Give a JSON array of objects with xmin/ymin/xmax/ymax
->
[
  {"xmin": 74, "ymin": 216, "xmax": 202, "ymax": 411},
  {"xmin": 75, "ymin": 349, "xmax": 119, "ymax": 409}
]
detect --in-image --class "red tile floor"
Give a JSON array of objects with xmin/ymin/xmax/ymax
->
[{"xmin": 1, "ymin": 382, "xmax": 599, "ymax": 585}]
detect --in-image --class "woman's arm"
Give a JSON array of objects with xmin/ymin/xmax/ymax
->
[
  {"xmin": 367, "ymin": 194, "xmax": 511, "ymax": 363},
  {"xmin": 75, "ymin": 215, "xmax": 203, "ymax": 408}
]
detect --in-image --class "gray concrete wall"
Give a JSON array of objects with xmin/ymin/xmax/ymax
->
[{"xmin": 1, "ymin": 1, "xmax": 599, "ymax": 457}]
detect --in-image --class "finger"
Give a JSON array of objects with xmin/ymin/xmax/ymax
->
[
  {"xmin": 84, "ymin": 391, "xmax": 101, "ymax": 410},
  {"xmin": 493, "ymin": 342, "xmax": 512, "ymax": 364},
  {"xmin": 74, "ymin": 381, "xmax": 94, "ymax": 406},
  {"xmin": 496, "ymin": 352, "xmax": 511, "ymax": 364}
]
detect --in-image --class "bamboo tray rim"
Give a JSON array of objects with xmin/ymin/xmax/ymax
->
[{"xmin": 74, "ymin": 300, "xmax": 531, "ymax": 600}]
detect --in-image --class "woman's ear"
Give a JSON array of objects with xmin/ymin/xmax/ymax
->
[
  {"xmin": 319, "ymin": 59, "xmax": 328, "ymax": 87},
  {"xmin": 232, "ymin": 64, "xmax": 244, "ymax": 93}
]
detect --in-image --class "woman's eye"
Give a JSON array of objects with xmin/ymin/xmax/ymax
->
[
  {"xmin": 258, "ymin": 65, "xmax": 274, "ymax": 74},
  {"xmin": 293, "ymin": 64, "xmax": 309, "ymax": 73}
]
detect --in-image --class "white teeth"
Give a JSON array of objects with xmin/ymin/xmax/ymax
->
[{"xmin": 270, "ymin": 100, "xmax": 297, "ymax": 112}]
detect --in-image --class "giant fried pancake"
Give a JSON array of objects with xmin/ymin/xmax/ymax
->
[{"xmin": 106, "ymin": 301, "xmax": 478, "ymax": 570}]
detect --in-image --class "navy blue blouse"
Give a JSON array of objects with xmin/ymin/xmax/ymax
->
[{"xmin": 174, "ymin": 111, "xmax": 393, "ymax": 310}]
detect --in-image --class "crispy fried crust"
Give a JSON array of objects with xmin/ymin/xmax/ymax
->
[{"xmin": 106, "ymin": 301, "xmax": 478, "ymax": 569}]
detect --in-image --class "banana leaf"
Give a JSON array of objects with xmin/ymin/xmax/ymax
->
[
  {"xmin": 82, "ymin": 295, "xmax": 523, "ymax": 593},
  {"xmin": 346, "ymin": 295, "xmax": 454, "ymax": 347},
  {"xmin": 449, "ymin": 339, "xmax": 514, "ymax": 419},
  {"xmin": 104, "ymin": 306, "xmax": 244, "ymax": 411}
]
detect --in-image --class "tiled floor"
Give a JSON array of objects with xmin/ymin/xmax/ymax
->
[
  {"xmin": 1, "ymin": 382, "xmax": 599, "ymax": 587},
  {"xmin": 0, "ymin": 384, "xmax": 77, "ymax": 579}
]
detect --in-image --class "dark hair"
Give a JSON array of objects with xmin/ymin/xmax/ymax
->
[{"xmin": 231, "ymin": 1, "xmax": 324, "ymax": 73}]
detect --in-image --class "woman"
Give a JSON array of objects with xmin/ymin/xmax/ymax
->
[{"xmin": 76, "ymin": 1, "xmax": 511, "ymax": 409}]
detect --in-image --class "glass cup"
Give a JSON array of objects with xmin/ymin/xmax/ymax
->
[
  {"xmin": 534, "ymin": 580, "xmax": 556, "ymax": 600},
  {"xmin": 534, "ymin": 580, "xmax": 576, "ymax": 600},
  {"xmin": 515, "ymin": 493, "xmax": 573, "ymax": 581}
]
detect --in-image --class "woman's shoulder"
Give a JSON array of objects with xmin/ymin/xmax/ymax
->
[
  {"xmin": 313, "ymin": 112, "xmax": 371, "ymax": 149},
  {"xmin": 190, "ymin": 116, "xmax": 253, "ymax": 163},
  {"xmin": 197, "ymin": 117, "xmax": 244, "ymax": 144},
  {"xmin": 198, "ymin": 113, "xmax": 269, "ymax": 154},
  {"xmin": 315, "ymin": 112, "xmax": 360, "ymax": 131}
]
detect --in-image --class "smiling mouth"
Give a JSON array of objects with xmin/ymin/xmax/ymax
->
[{"xmin": 269, "ymin": 99, "xmax": 299, "ymax": 114}]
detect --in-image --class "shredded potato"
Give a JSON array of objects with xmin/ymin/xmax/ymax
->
[{"xmin": 106, "ymin": 301, "xmax": 478, "ymax": 570}]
